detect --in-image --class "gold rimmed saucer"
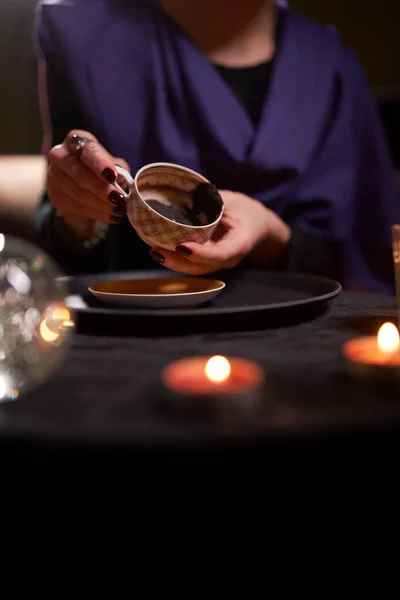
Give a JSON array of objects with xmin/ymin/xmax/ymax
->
[{"xmin": 88, "ymin": 277, "xmax": 225, "ymax": 308}]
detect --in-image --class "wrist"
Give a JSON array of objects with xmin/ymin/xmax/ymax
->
[
  {"xmin": 249, "ymin": 204, "xmax": 291, "ymax": 266},
  {"xmin": 62, "ymin": 214, "xmax": 97, "ymax": 240},
  {"xmin": 52, "ymin": 210, "xmax": 109, "ymax": 253}
]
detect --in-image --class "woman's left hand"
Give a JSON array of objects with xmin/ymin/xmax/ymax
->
[{"xmin": 149, "ymin": 190, "xmax": 291, "ymax": 275}]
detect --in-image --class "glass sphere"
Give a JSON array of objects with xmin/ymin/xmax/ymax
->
[{"xmin": 0, "ymin": 234, "xmax": 74, "ymax": 402}]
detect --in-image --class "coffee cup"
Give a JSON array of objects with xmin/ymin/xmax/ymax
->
[{"xmin": 114, "ymin": 162, "xmax": 224, "ymax": 251}]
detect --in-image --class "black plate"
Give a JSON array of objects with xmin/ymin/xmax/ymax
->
[{"xmin": 63, "ymin": 269, "xmax": 341, "ymax": 335}]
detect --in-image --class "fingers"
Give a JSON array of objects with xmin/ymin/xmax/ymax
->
[
  {"xmin": 175, "ymin": 227, "xmax": 250, "ymax": 268},
  {"xmin": 148, "ymin": 224, "xmax": 251, "ymax": 274},
  {"xmin": 51, "ymin": 190, "xmax": 124, "ymax": 225},
  {"xmin": 176, "ymin": 240, "xmax": 243, "ymax": 267},
  {"xmin": 47, "ymin": 129, "xmax": 130, "ymax": 224},
  {"xmin": 149, "ymin": 248, "xmax": 217, "ymax": 275},
  {"xmin": 65, "ymin": 130, "xmax": 118, "ymax": 184},
  {"xmin": 48, "ymin": 166, "xmax": 124, "ymax": 224},
  {"xmin": 49, "ymin": 151, "xmax": 123, "ymax": 204}
]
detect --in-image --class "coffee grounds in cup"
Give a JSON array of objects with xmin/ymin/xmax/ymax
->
[
  {"xmin": 145, "ymin": 183, "xmax": 222, "ymax": 227},
  {"xmin": 188, "ymin": 183, "xmax": 223, "ymax": 225},
  {"xmin": 145, "ymin": 199, "xmax": 202, "ymax": 226}
]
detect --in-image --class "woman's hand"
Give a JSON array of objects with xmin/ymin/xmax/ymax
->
[
  {"xmin": 47, "ymin": 130, "xmax": 130, "ymax": 240},
  {"xmin": 149, "ymin": 190, "xmax": 291, "ymax": 275}
]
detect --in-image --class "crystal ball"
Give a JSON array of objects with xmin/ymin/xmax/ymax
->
[{"xmin": 0, "ymin": 234, "xmax": 74, "ymax": 402}]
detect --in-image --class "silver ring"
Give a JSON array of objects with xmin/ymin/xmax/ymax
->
[{"xmin": 69, "ymin": 134, "xmax": 94, "ymax": 160}]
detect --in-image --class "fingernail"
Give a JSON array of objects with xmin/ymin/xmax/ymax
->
[
  {"xmin": 108, "ymin": 190, "xmax": 125, "ymax": 205},
  {"xmin": 110, "ymin": 215, "xmax": 123, "ymax": 223},
  {"xmin": 149, "ymin": 250, "xmax": 165, "ymax": 264},
  {"xmin": 113, "ymin": 206, "xmax": 126, "ymax": 216},
  {"xmin": 102, "ymin": 168, "xmax": 117, "ymax": 184},
  {"xmin": 176, "ymin": 245, "xmax": 192, "ymax": 257}
]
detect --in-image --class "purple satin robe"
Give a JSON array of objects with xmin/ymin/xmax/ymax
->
[{"xmin": 36, "ymin": 0, "xmax": 400, "ymax": 293}]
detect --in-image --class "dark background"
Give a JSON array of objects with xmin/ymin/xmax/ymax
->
[{"xmin": 0, "ymin": 0, "xmax": 399, "ymax": 164}]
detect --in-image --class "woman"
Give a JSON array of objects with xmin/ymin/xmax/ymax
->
[{"xmin": 34, "ymin": 0, "xmax": 399, "ymax": 293}]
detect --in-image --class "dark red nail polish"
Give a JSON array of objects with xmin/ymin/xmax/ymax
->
[
  {"xmin": 149, "ymin": 250, "xmax": 165, "ymax": 264},
  {"xmin": 102, "ymin": 168, "xmax": 117, "ymax": 184},
  {"xmin": 176, "ymin": 245, "xmax": 192, "ymax": 257},
  {"xmin": 108, "ymin": 190, "xmax": 125, "ymax": 205}
]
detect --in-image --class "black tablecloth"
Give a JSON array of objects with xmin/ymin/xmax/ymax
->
[{"xmin": 1, "ymin": 288, "xmax": 400, "ymax": 469}]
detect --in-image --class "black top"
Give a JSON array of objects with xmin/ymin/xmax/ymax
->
[
  {"xmin": 216, "ymin": 61, "xmax": 274, "ymax": 128},
  {"xmin": 34, "ymin": 59, "xmax": 340, "ymax": 281}
]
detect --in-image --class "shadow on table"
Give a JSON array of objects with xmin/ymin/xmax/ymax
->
[{"xmin": 75, "ymin": 300, "xmax": 331, "ymax": 337}]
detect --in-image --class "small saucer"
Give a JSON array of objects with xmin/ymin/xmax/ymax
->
[{"xmin": 88, "ymin": 277, "xmax": 226, "ymax": 308}]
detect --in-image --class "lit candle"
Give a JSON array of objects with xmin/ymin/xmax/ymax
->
[
  {"xmin": 342, "ymin": 322, "xmax": 400, "ymax": 379},
  {"xmin": 161, "ymin": 355, "xmax": 265, "ymax": 414}
]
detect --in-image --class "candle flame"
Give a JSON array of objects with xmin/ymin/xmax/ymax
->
[
  {"xmin": 51, "ymin": 307, "xmax": 71, "ymax": 322},
  {"xmin": 205, "ymin": 355, "xmax": 231, "ymax": 383},
  {"xmin": 377, "ymin": 322, "xmax": 400, "ymax": 354},
  {"xmin": 39, "ymin": 306, "xmax": 74, "ymax": 343},
  {"xmin": 62, "ymin": 320, "xmax": 75, "ymax": 329},
  {"xmin": 40, "ymin": 319, "xmax": 59, "ymax": 343}
]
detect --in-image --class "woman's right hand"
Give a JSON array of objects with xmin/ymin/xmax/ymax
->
[{"xmin": 47, "ymin": 130, "xmax": 130, "ymax": 240}]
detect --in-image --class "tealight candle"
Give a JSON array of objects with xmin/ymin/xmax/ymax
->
[
  {"xmin": 161, "ymin": 355, "xmax": 265, "ymax": 414},
  {"xmin": 342, "ymin": 322, "xmax": 400, "ymax": 379}
]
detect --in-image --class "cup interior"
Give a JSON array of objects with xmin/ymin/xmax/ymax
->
[{"xmin": 136, "ymin": 165, "xmax": 223, "ymax": 227}]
